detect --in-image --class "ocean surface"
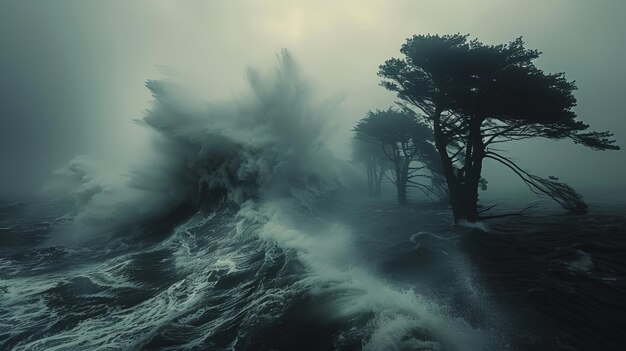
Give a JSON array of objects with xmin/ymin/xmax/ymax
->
[{"xmin": 1, "ymin": 196, "xmax": 624, "ymax": 351}]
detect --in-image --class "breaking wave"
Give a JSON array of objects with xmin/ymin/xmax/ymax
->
[{"xmin": 1, "ymin": 51, "xmax": 502, "ymax": 350}]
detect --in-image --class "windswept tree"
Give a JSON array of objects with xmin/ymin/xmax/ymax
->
[
  {"xmin": 411, "ymin": 137, "xmax": 450, "ymax": 202},
  {"xmin": 353, "ymin": 108, "xmax": 447, "ymax": 205},
  {"xmin": 379, "ymin": 34, "xmax": 619, "ymax": 222},
  {"xmin": 351, "ymin": 137, "xmax": 391, "ymax": 197}
]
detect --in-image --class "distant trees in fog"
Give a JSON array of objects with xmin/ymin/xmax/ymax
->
[
  {"xmin": 352, "ymin": 108, "xmax": 448, "ymax": 205},
  {"xmin": 351, "ymin": 135, "xmax": 390, "ymax": 198},
  {"xmin": 355, "ymin": 34, "xmax": 619, "ymax": 222}
]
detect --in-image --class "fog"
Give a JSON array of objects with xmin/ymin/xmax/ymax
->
[{"xmin": 1, "ymin": 0, "xmax": 625, "ymax": 198}]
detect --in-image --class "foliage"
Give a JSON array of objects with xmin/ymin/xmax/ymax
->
[
  {"xmin": 353, "ymin": 108, "xmax": 447, "ymax": 204},
  {"xmin": 379, "ymin": 34, "xmax": 618, "ymax": 221},
  {"xmin": 351, "ymin": 137, "xmax": 390, "ymax": 197}
]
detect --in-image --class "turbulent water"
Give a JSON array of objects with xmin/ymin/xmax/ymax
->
[
  {"xmin": 1, "ymin": 52, "xmax": 625, "ymax": 350},
  {"xmin": 1, "ymin": 198, "xmax": 625, "ymax": 350}
]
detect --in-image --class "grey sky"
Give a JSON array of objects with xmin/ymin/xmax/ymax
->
[{"xmin": 1, "ymin": 0, "xmax": 624, "ymax": 197}]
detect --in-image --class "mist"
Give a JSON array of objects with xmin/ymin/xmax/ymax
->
[
  {"xmin": 2, "ymin": 2, "xmax": 626, "ymax": 350},
  {"xmin": 2, "ymin": 0, "xmax": 625, "ymax": 199}
]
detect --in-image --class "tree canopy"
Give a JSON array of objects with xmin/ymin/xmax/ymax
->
[
  {"xmin": 353, "ymin": 108, "xmax": 447, "ymax": 205},
  {"xmin": 351, "ymin": 137, "xmax": 391, "ymax": 197},
  {"xmin": 379, "ymin": 34, "xmax": 618, "ymax": 222},
  {"xmin": 380, "ymin": 34, "xmax": 618, "ymax": 150}
]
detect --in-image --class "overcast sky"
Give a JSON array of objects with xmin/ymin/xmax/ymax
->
[{"xmin": 1, "ymin": 0, "xmax": 625, "ymax": 198}]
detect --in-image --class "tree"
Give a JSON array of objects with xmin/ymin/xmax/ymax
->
[
  {"xmin": 379, "ymin": 34, "xmax": 619, "ymax": 222},
  {"xmin": 353, "ymin": 108, "xmax": 447, "ymax": 205},
  {"xmin": 411, "ymin": 137, "xmax": 450, "ymax": 202},
  {"xmin": 351, "ymin": 137, "xmax": 390, "ymax": 197}
]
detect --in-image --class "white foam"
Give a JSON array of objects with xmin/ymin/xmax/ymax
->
[
  {"xmin": 44, "ymin": 50, "xmax": 345, "ymax": 243},
  {"xmin": 410, "ymin": 231, "xmax": 460, "ymax": 242},
  {"xmin": 242, "ymin": 201, "xmax": 492, "ymax": 350},
  {"xmin": 458, "ymin": 219, "xmax": 489, "ymax": 232},
  {"xmin": 568, "ymin": 250, "xmax": 594, "ymax": 272},
  {"xmin": 11, "ymin": 51, "xmax": 501, "ymax": 350}
]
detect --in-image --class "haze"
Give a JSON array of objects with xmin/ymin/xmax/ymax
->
[{"xmin": 1, "ymin": 0, "xmax": 624, "ymax": 198}]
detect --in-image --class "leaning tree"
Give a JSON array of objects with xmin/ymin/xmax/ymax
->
[
  {"xmin": 379, "ymin": 34, "xmax": 619, "ymax": 223},
  {"xmin": 353, "ymin": 108, "xmax": 447, "ymax": 205}
]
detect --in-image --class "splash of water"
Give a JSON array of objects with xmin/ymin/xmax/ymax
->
[
  {"xmin": 9, "ymin": 51, "xmax": 501, "ymax": 350},
  {"xmin": 47, "ymin": 50, "xmax": 345, "ymax": 238}
]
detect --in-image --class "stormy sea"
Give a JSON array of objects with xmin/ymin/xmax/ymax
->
[{"xmin": 1, "ymin": 54, "xmax": 625, "ymax": 351}]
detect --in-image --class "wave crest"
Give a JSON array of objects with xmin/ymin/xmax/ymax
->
[{"xmin": 51, "ymin": 50, "xmax": 344, "ymax": 235}]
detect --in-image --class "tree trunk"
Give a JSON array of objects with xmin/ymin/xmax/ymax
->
[
  {"xmin": 397, "ymin": 178, "xmax": 408, "ymax": 205},
  {"xmin": 432, "ymin": 108, "xmax": 484, "ymax": 223},
  {"xmin": 394, "ymin": 166, "xmax": 409, "ymax": 205},
  {"xmin": 397, "ymin": 150, "xmax": 411, "ymax": 206},
  {"xmin": 432, "ymin": 107, "xmax": 462, "ymax": 221},
  {"xmin": 450, "ymin": 118, "xmax": 484, "ymax": 223},
  {"xmin": 366, "ymin": 159, "xmax": 375, "ymax": 197},
  {"xmin": 449, "ymin": 184, "xmax": 479, "ymax": 223},
  {"xmin": 375, "ymin": 166, "xmax": 385, "ymax": 197}
]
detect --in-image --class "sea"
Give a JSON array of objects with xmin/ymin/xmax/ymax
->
[{"xmin": 1, "ymin": 195, "xmax": 624, "ymax": 351}]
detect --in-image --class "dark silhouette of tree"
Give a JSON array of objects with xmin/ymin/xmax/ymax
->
[
  {"xmin": 351, "ymin": 137, "xmax": 390, "ymax": 197},
  {"xmin": 353, "ymin": 108, "xmax": 447, "ymax": 205},
  {"xmin": 411, "ymin": 138, "xmax": 449, "ymax": 202},
  {"xmin": 379, "ymin": 34, "xmax": 619, "ymax": 222}
]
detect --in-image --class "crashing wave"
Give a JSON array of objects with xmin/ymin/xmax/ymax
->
[
  {"xmin": 49, "ymin": 50, "xmax": 345, "ymax": 236},
  {"xmin": 20, "ymin": 51, "xmax": 502, "ymax": 350}
]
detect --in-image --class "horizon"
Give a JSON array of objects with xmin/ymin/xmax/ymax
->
[{"xmin": 1, "ymin": 1, "xmax": 625, "ymax": 199}]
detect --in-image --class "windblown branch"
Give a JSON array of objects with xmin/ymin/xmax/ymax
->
[
  {"xmin": 485, "ymin": 151, "xmax": 587, "ymax": 212},
  {"xmin": 478, "ymin": 202, "xmax": 539, "ymax": 220}
]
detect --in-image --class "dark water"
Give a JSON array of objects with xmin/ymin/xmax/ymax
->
[
  {"xmin": 1, "ymin": 197, "xmax": 625, "ymax": 350},
  {"xmin": 462, "ymin": 205, "xmax": 626, "ymax": 350}
]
